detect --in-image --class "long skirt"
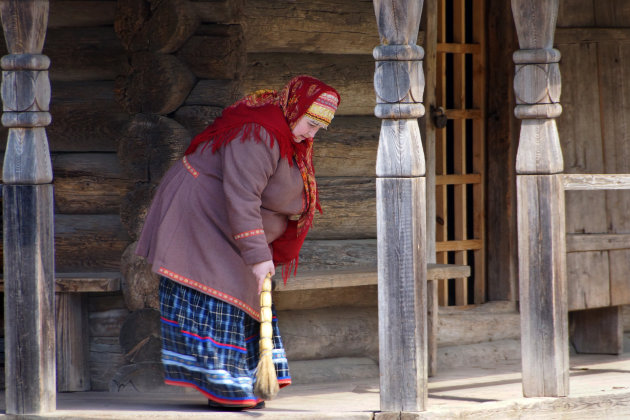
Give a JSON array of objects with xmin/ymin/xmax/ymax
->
[{"xmin": 158, "ymin": 276, "xmax": 291, "ymax": 407}]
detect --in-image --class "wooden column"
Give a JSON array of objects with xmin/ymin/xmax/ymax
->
[
  {"xmin": 373, "ymin": 0, "xmax": 428, "ymax": 412},
  {"xmin": 1, "ymin": 0, "xmax": 56, "ymax": 414},
  {"xmin": 512, "ymin": 0, "xmax": 568, "ymax": 397}
]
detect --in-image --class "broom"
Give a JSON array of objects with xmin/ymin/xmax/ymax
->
[{"xmin": 254, "ymin": 273, "xmax": 279, "ymax": 400}]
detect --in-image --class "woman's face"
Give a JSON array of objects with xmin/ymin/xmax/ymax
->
[{"xmin": 291, "ymin": 116, "xmax": 321, "ymax": 143}]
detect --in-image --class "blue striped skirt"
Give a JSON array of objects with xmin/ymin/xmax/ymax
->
[{"xmin": 158, "ymin": 276, "xmax": 291, "ymax": 407}]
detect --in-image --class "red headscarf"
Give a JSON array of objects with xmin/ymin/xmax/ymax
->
[{"xmin": 185, "ymin": 75, "xmax": 341, "ymax": 281}]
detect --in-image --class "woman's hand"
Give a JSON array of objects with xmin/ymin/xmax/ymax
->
[{"xmin": 250, "ymin": 260, "xmax": 275, "ymax": 294}]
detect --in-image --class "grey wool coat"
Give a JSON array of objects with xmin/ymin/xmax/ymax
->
[{"xmin": 135, "ymin": 124, "xmax": 305, "ymax": 321}]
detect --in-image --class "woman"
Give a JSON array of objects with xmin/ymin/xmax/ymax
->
[{"xmin": 135, "ymin": 75, "xmax": 340, "ymax": 410}]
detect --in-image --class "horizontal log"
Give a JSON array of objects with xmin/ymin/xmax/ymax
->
[
  {"xmin": 173, "ymin": 105, "xmax": 223, "ymax": 134},
  {"xmin": 563, "ymin": 174, "xmax": 630, "ymax": 190},
  {"xmin": 242, "ymin": 53, "xmax": 375, "ymax": 116},
  {"xmin": 176, "ymin": 24, "xmax": 245, "ymax": 79},
  {"xmin": 567, "ymin": 233, "xmax": 630, "ymax": 252},
  {"xmin": 298, "ymin": 239, "xmax": 376, "ymax": 271},
  {"xmin": 310, "ymin": 177, "xmax": 375, "ymax": 239},
  {"xmin": 0, "ymin": 81, "xmax": 130, "ymax": 152},
  {"xmin": 192, "ymin": 0, "xmax": 242, "ymax": 24},
  {"xmin": 242, "ymin": 0, "xmax": 380, "ymax": 54},
  {"xmin": 314, "ymin": 116, "xmax": 379, "ymax": 177},
  {"xmin": 556, "ymin": 27, "xmax": 630, "ymax": 45},
  {"xmin": 0, "ymin": 273, "xmax": 121, "ymax": 293},
  {"xmin": 117, "ymin": 52, "xmax": 196, "ymax": 115},
  {"xmin": 274, "ymin": 264, "xmax": 470, "ymax": 291},
  {"xmin": 0, "ymin": 215, "xmax": 132, "ymax": 272},
  {"xmin": 185, "ymin": 79, "xmax": 241, "ymax": 107},
  {"xmin": 51, "ymin": 153, "xmax": 131, "ymax": 214},
  {"xmin": 49, "ymin": 1, "xmax": 117, "ymax": 28}
]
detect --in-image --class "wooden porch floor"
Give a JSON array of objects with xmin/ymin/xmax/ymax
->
[{"xmin": 2, "ymin": 352, "xmax": 630, "ymax": 419}]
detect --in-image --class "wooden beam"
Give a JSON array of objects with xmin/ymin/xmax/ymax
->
[
  {"xmin": 566, "ymin": 233, "xmax": 630, "ymax": 252},
  {"xmin": 563, "ymin": 173, "xmax": 630, "ymax": 190},
  {"xmin": 274, "ymin": 264, "xmax": 470, "ymax": 291},
  {"xmin": 437, "ymin": 42, "xmax": 482, "ymax": 54},
  {"xmin": 436, "ymin": 239, "xmax": 483, "ymax": 252},
  {"xmin": 555, "ymin": 27, "xmax": 630, "ymax": 45},
  {"xmin": 0, "ymin": 273, "xmax": 122, "ymax": 293},
  {"xmin": 436, "ymin": 173, "xmax": 482, "ymax": 185}
]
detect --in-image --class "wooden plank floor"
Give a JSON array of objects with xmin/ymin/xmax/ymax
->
[{"xmin": 2, "ymin": 350, "xmax": 630, "ymax": 419}]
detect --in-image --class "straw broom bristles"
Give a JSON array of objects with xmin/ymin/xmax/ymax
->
[{"xmin": 254, "ymin": 273, "xmax": 279, "ymax": 400}]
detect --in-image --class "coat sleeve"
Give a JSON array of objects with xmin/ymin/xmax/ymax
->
[{"xmin": 221, "ymin": 125, "xmax": 280, "ymax": 265}]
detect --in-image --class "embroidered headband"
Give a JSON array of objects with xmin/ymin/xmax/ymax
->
[{"xmin": 305, "ymin": 92, "xmax": 339, "ymax": 128}]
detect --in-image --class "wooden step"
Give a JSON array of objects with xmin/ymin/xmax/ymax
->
[
  {"xmin": 0, "ymin": 272, "xmax": 121, "ymax": 293},
  {"xmin": 274, "ymin": 263, "xmax": 471, "ymax": 291}
]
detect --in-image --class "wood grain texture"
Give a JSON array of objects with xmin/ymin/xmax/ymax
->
[
  {"xmin": 3, "ymin": 185, "xmax": 56, "ymax": 413},
  {"xmin": 486, "ymin": 0, "xmax": 518, "ymax": 302},
  {"xmin": 48, "ymin": 1, "xmax": 116, "ymax": 28},
  {"xmin": 571, "ymin": 306, "xmax": 623, "ymax": 354},
  {"xmin": 56, "ymin": 293, "xmax": 90, "ymax": 391},
  {"xmin": 116, "ymin": 52, "xmax": 195, "ymax": 115},
  {"xmin": 242, "ymin": 53, "xmax": 375, "ymax": 116},
  {"xmin": 566, "ymin": 251, "xmax": 610, "ymax": 310},
  {"xmin": 0, "ymin": 273, "xmax": 122, "ymax": 293},
  {"xmin": 517, "ymin": 174, "xmax": 568, "ymax": 397},
  {"xmin": 377, "ymin": 177, "xmax": 427, "ymax": 411},
  {"xmin": 242, "ymin": 0, "xmax": 378, "ymax": 54},
  {"xmin": 567, "ymin": 233, "xmax": 630, "ymax": 252},
  {"xmin": 176, "ymin": 24, "xmax": 245, "ymax": 80},
  {"xmin": 557, "ymin": 0, "xmax": 594, "ymax": 27},
  {"xmin": 192, "ymin": 0, "xmax": 242, "ymax": 24}
]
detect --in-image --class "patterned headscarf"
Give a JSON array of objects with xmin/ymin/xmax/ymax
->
[{"xmin": 185, "ymin": 75, "xmax": 341, "ymax": 280}]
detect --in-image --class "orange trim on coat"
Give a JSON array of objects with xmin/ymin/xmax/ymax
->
[
  {"xmin": 182, "ymin": 156, "xmax": 199, "ymax": 178},
  {"xmin": 233, "ymin": 229, "xmax": 265, "ymax": 240}
]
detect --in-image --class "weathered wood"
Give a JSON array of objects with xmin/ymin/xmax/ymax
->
[
  {"xmin": 242, "ymin": 53, "xmax": 375, "ymax": 116},
  {"xmin": 121, "ymin": 183, "xmax": 157, "ymax": 240},
  {"xmin": 48, "ymin": 1, "xmax": 116, "ymax": 28},
  {"xmin": 43, "ymin": 27, "xmax": 128, "ymax": 81},
  {"xmin": 274, "ymin": 285, "xmax": 377, "ymax": 311},
  {"xmin": 598, "ymin": 42, "xmax": 630, "ymax": 308},
  {"xmin": 593, "ymin": 0, "xmax": 630, "ymax": 27},
  {"xmin": 173, "ymin": 105, "xmax": 223, "ymax": 135},
  {"xmin": 50, "ymin": 153, "xmax": 131, "ymax": 214},
  {"xmin": 120, "ymin": 242, "xmax": 159, "ymax": 311},
  {"xmin": 0, "ymin": 272, "xmax": 122, "ymax": 293},
  {"xmin": 115, "ymin": 0, "xmax": 199, "ymax": 53},
  {"xmin": 192, "ymin": 0, "xmax": 242, "ymax": 24},
  {"xmin": 119, "ymin": 309, "xmax": 161, "ymax": 363},
  {"xmin": 567, "ymin": 234, "xmax": 630, "ymax": 252},
  {"xmin": 1, "ymin": 0, "xmax": 56, "ymax": 414},
  {"xmin": 274, "ymin": 264, "xmax": 469, "ymax": 291},
  {"xmin": 377, "ymin": 177, "xmax": 427, "ymax": 411},
  {"xmin": 373, "ymin": 0, "xmax": 427, "ymax": 411},
  {"xmin": 116, "ymin": 52, "xmax": 195, "ymax": 115},
  {"xmin": 563, "ymin": 174, "xmax": 630, "ymax": 190},
  {"xmin": 0, "ymin": 81, "xmax": 132, "ymax": 152},
  {"xmin": 427, "ymin": 278, "xmax": 437, "ymax": 377},
  {"xmin": 56, "ymin": 292, "xmax": 90, "ymax": 391},
  {"xmin": 3, "ymin": 185, "xmax": 56, "ymax": 413},
  {"xmin": 557, "ymin": 0, "xmax": 594, "ymax": 27},
  {"xmin": 555, "ymin": 28, "xmax": 630, "ymax": 45},
  {"xmin": 242, "ymin": 0, "xmax": 379, "ymax": 54},
  {"xmin": 53, "ymin": 214, "xmax": 131, "ymax": 271},
  {"xmin": 298, "ymin": 239, "xmax": 377, "ymax": 271},
  {"xmin": 483, "ymin": 0, "xmax": 518, "ymax": 297},
  {"xmin": 309, "ymin": 177, "xmax": 376, "ymax": 240},
  {"xmin": 571, "ymin": 306, "xmax": 623, "ymax": 354},
  {"xmin": 176, "ymin": 24, "xmax": 245, "ymax": 79},
  {"xmin": 567, "ymin": 251, "xmax": 610, "ymax": 310},
  {"xmin": 117, "ymin": 113, "xmax": 190, "ymax": 183},
  {"xmin": 278, "ymin": 307, "xmax": 378, "ymax": 361},
  {"xmin": 184, "ymin": 79, "xmax": 240, "ymax": 107},
  {"xmin": 517, "ymin": 174, "xmax": 568, "ymax": 397}
]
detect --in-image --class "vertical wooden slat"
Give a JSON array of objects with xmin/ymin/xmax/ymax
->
[
  {"xmin": 452, "ymin": 0, "xmax": 468, "ymax": 306},
  {"xmin": 472, "ymin": 0, "xmax": 486, "ymax": 304},
  {"xmin": 373, "ymin": 0, "xmax": 427, "ymax": 412},
  {"xmin": 435, "ymin": 0, "xmax": 449, "ymax": 306},
  {"xmin": 1, "ymin": 0, "xmax": 56, "ymax": 414},
  {"xmin": 56, "ymin": 293, "xmax": 90, "ymax": 391},
  {"xmin": 512, "ymin": 0, "xmax": 568, "ymax": 397}
]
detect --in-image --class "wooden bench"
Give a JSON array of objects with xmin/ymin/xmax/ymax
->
[
  {"xmin": 1, "ymin": 272, "xmax": 121, "ymax": 392},
  {"xmin": 274, "ymin": 263, "xmax": 471, "ymax": 376}
]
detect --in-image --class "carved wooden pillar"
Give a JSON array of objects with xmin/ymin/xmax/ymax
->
[
  {"xmin": 0, "ymin": 0, "xmax": 56, "ymax": 413},
  {"xmin": 373, "ymin": 0, "xmax": 427, "ymax": 412},
  {"xmin": 512, "ymin": 0, "xmax": 568, "ymax": 397}
]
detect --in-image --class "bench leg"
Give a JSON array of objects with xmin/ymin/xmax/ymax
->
[
  {"xmin": 56, "ymin": 293, "xmax": 91, "ymax": 391},
  {"xmin": 571, "ymin": 306, "xmax": 623, "ymax": 355}
]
